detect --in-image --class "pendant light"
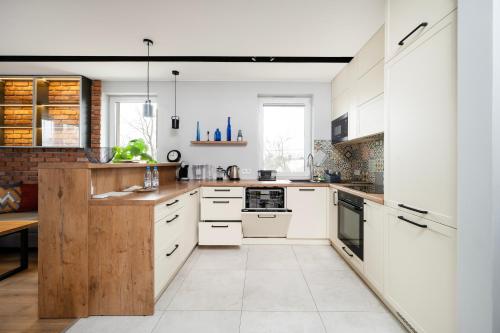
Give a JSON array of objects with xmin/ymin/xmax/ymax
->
[
  {"xmin": 143, "ymin": 38, "xmax": 154, "ymax": 118},
  {"xmin": 171, "ymin": 70, "xmax": 180, "ymax": 129}
]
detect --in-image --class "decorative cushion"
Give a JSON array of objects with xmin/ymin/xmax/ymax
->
[
  {"xmin": 18, "ymin": 183, "xmax": 38, "ymax": 212},
  {"xmin": 0, "ymin": 182, "xmax": 22, "ymax": 214}
]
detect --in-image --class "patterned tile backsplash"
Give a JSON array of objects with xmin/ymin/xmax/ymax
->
[{"xmin": 313, "ymin": 134, "xmax": 384, "ymax": 185}]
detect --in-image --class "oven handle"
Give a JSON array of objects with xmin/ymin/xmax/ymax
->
[{"xmin": 338, "ymin": 200, "xmax": 363, "ymax": 212}]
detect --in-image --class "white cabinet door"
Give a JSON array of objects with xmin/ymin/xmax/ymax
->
[
  {"xmin": 363, "ymin": 200, "xmax": 385, "ymax": 293},
  {"xmin": 183, "ymin": 189, "xmax": 199, "ymax": 250},
  {"xmin": 356, "ymin": 60, "xmax": 384, "ymax": 107},
  {"xmin": 332, "ymin": 59, "xmax": 357, "ymax": 100},
  {"xmin": 199, "ymin": 222, "xmax": 242, "ymax": 246},
  {"xmin": 287, "ymin": 187, "xmax": 328, "ymax": 239},
  {"xmin": 358, "ymin": 95, "xmax": 384, "ymax": 138},
  {"xmin": 385, "ymin": 208, "xmax": 456, "ymax": 333},
  {"xmin": 329, "ymin": 189, "xmax": 340, "ymax": 246},
  {"xmin": 356, "ymin": 26, "xmax": 385, "ymax": 78},
  {"xmin": 332, "ymin": 88, "xmax": 354, "ymax": 121},
  {"xmin": 200, "ymin": 198, "xmax": 243, "ymax": 221},
  {"xmin": 386, "ymin": 0, "xmax": 456, "ymax": 60},
  {"xmin": 385, "ymin": 13, "xmax": 456, "ymax": 228}
]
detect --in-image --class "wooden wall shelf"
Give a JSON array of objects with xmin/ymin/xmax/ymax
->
[{"xmin": 190, "ymin": 140, "xmax": 247, "ymax": 146}]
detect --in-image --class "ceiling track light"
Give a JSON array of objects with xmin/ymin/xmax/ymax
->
[{"xmin": 143, "ymin": 38, "xmax": 154, "ymax": 118}]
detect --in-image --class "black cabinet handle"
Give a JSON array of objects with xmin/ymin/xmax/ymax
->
[
  {"xmin": 214, "ymin": 189, "xmax": 231, "ymax": 192},
  {"xmin": 257, "ymin": 214, "xmax": 277, "ymax": 219},
  {"xmin": 398, "ymin": 22, "xmax": 428, "ymax": 46},
  {"xmin": 398, "ymin": 204, "xmax": 428, "ymax": 214},
  {"xmin": 166, "ymin": 214, "xmax": 179, "ymax": 223},
  {"xmin": 398, "ymin": 215, "xmax": 427, "ymax": 229},
  {"xmin": 166, "ymin": 244, "xmax": 179, "ymax": 256},
  {"xmin": 190, "ymin": 191, "xmax": 198, "ymax": 196},
  {"xmin": 363, "ymin": 219, "xmax": 367, "ymax": 223},
  {"xmin": 166, "ymin": 199, "xmax": 179, "ymax": 207},
  {"xmin": 342, "ymin": 246, "xmax": 354, "ymax": 257},
  {"xmin": 211, "ymin": 225, "xmax": 229, "ymax": 228},
  {"xmin": 299, "ymin": 188, "xmax": 315, "ymax": 191},
  {"xmin": 333, "ymin": 191, "xmax": 338, "ymax": 206},
  {"xmin": 213, "ymin": 200, "xmax": 230, "ymax": 204}
]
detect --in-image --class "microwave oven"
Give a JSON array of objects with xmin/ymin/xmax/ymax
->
[{"xmin": 331, "ymin": 113, "xmax": 349, "ymax": 144}]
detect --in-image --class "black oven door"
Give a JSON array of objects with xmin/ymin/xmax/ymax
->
[
  {"xmin": 331, "ymin": 113, "xmax": 348, "ymax": 144},
  {"xmin": 338, "ymin": 200, "xmax": 364, "ymax": 260}
]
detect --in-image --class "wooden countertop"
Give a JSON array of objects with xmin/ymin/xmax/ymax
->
[
  {"xmin": 90, "ymin": 180, "xmax": 384, "ymax": 206},
  {"xmin": 38, "ymin": 162, "xmax": 180, "ymax": 169}
]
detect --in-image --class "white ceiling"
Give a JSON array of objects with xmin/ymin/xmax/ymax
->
[{"xmin": 0, "ymin": 0, "xmax": 384, "ymax": 82}]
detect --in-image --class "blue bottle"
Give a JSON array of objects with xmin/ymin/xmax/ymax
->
[
  {"xmin": 226, "ymin": 117, "xmax": 232, "ymax": 141},
  {"xmin": 196, "ymin": 121, "xmax": 201, "ymax": 141},
  {"xmin": 214, "ymin": 128, "xmax": 221, "ymax": 141}
]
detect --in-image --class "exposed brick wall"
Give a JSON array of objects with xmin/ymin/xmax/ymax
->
[
  {"xmin": 0, "ymin": 79, "xmax": 102, "ymax": 184},
  {"xmin": 48, "ymin": 80, "xmax": 80, "ymax": 104},
  {"xmin": 4, "ymin": 80, "xmax": 33, "ymax": 104},
  {"xmin": 2, "ymin": 80, "xmax": 34, "ymax": 146},
  {"xmin": 91, "ymin": 80, "xmax": 101, "ymax": 148}
]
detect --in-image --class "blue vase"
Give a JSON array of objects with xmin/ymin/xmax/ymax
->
[
  {"xmin": 215, "ymin": 128, "xmax": 221, "ymax": 141},
  {"xmin": 226, "ymin": 117, "xmax": 232, "ymax": 141},
  {"xmin": 196, "ymin": 121, "xmax": 201, "ymax": 141}
]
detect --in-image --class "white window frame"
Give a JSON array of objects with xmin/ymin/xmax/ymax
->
[
  {"xmin": 108, "ymin": 95, "xmax": 158, "ymax": 152},
  {"xmin": 258, "ymin": 96, "xmax": 313, "ymax": 179}
]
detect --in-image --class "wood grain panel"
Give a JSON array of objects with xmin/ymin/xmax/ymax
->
[
  {"xmin": 88, "ymin": 205, "xmax": 154, "ymax": 315},
  {"xmin": 38, "ymin": 168, "xmax": 90, "ymax": 318}
]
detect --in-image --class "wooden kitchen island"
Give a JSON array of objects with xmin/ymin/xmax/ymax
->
[{"xmin": 37, "ymin": 162, "xmax": 201, "ymax": 319}]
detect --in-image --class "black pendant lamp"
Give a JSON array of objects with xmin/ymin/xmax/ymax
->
[
  {"xmin": 171, "ymin": 70, "xmax": 180, "ymax": 129},
  {"xmin": 143, "ymin": 38, "xmax": 154, "ymax": 118}
]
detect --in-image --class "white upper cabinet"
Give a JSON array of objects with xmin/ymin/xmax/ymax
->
[
  {"xmin": 385, "ymin": 12, "xmax": 456, "ymax": 228},
  {"xmin": 287, "ymin": 187, "xmax": 328, "ymax": 239},
  {"xmin": 386, "ymin": 0, "xmax": 457, "ymax": 61},
  {"xmin": 331, "ymin": 25, "xmax": 384, "ymax": 139}
]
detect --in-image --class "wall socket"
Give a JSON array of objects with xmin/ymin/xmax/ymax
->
[{"xmin": 241, "ymin": 168, "xmax": 252, "ymax": 175}]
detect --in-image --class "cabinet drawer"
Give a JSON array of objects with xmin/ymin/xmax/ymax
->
[
  {"xmin": 201, "ymin": 198, "xmax": 243, "ymax": 221},
  {"xmin": 155, "ymin": 210, "xmax": 185, "ymax": 254},
  {"xmin": 198, "ymin": 222, "xmax": 242, "ymax": 245},
  {"xmin": 338, "ymin": 244, "xmax": 364, "ymax": 273},
  {"xmin": 201, "ymin": 187, "xmax": 243, "ymax": 198},
  {"xmin": 155, "ymin": 195, "xmax": 185, "ymax": 222},
  {"xmin": 155, "ymin": 237, "xmax": 184, "ymax": 297}
]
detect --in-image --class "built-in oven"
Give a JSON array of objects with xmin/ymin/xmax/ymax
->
[
  {"xmin": 337, "ymin": 190, "xmax": 364, "ymax": 260},
  {"xmin": 331, "ymin": 113, "xmax": 349, "ymax": 144},
  {"xmin": 241, "ymin": 187, "xmax": 292, "ymax": 238}
]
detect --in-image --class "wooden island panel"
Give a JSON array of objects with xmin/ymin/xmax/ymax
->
[
  {"xmin": 89, "ymin": 205, "xmax": 154, "ymax": 315},
  {"xmin": 38, "ymin": 167, "xmax": 90, "ymax": 318}
]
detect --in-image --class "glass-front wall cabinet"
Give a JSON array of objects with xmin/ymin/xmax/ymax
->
[{"xmin": 0, "ymin": 76, "xmax": 90, "ymax": 147}]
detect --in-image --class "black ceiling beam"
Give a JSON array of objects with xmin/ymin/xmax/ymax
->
[{"xmin": 0, "ymin": 55, "xmax": 353, "ymax": 63}]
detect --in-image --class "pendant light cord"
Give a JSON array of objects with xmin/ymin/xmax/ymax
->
[
  {"xmin": 174, "ymin": 74, "xmax": 177, "ymax": 117},
  {"xmin": 147, "ymin": 42, "xmax": 150, "ymax": 102}
]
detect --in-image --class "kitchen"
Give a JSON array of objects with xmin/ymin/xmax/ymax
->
[{"xmin": 0, "ymin": 1, "xmax": 498, "ymax": 333}]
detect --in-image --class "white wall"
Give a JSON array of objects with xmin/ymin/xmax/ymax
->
[
  {"xmin": 102, "ymin": 81, "xmax": 331, "ymax": 178},
  {"xmin": 457, "ymin": 1, "xmax": 500, "ymax": 332}
]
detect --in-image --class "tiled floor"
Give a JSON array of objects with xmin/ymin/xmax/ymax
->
[{"xmin": 67, "ymin": 245, "xmax": 407, "ymax": 333}]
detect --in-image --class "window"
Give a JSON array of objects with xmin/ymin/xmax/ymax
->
[
  {"xmin": 259, "ymin": 97, "xmax": 312, "ymax": 178},
  {"xmin": 109, "ymin": 96, "xmax": 157, "ymax": 158}
]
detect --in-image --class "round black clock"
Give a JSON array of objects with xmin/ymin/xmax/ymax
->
[{"xmin": 167, "ymin": 149, "xmax": 181, "ymax": 162}]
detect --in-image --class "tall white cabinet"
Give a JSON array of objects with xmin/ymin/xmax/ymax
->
[{"xmin": 287, "ymin": 187, "xmax": 328, "ymax": 239}]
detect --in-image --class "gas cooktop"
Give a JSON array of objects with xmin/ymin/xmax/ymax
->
[{"xmin": 343, "ymin": 184, "xmax": 384, "ymax": 194}]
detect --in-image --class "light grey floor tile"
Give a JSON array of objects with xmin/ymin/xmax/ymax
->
[
  {"xmin": 293, "ymin": 245, "xmax": 350, "ymax": 271},
  {"xmin": 67, "ymin": 311, "xmax": 163, "ymax": 333},
  {"xmin": 155, "ymin": 273, "xmax": 186, "ymax": 310},
  {"xmin": 240, "ymin": 311, "xmax": 326, "ymax": 333},
  {"xmin": 246, "ymin": 245, "xmax": 300, "ymax": 270},
  {"xmin": 152, "ymin": 311, "xmax": 241, "ymax": 333},
  {"xmin": 168, "ymin": 270, "xmax": 245, "ymax": 310},
  {"xmin": 243, "ymin": 270, "xmax": 316, "ymax": 311},
  {"xmin": 304, "ymin": 270, "xmax": 384, "ymax": 312},
  {"xmin": 192, "ymin": 246, "xmax": 248, "ymax": 270},
  {"xmin": 320, "ymin": 312, "xmax": 406, "ymax": 333}
]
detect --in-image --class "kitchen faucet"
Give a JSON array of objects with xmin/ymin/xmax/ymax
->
[{"xmin": 307, "ymin": 153, "xmax": 314, "ymax": 181}]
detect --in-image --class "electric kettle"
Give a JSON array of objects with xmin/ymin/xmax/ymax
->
[{"xmin": 226, "ymin": 165, "xmax": 240, "ymax": 180}]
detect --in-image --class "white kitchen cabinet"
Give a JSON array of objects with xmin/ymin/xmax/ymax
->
[
  {"xmin": 331, "ymin": 88, "xmax": 354, "ymax": 121},
  {"xmin": 356, "ymin": 26, "xmax": 385, "ymax": 78},
  {"xmin": 385, "ymin": 208, "xmax": 456, "ymax": 333},
  {"xmin": 200, "ymin": 198, "xmax": 243, "ymax": 221},
  {"xmin": 356, "ymin": 60, "xmax": 384, "ymax": 107},
  {"xmin": 385, "ymin": 12, "xmax": 456, "ymax": 228},
  {"xmin": 328, "ymin": 189, "xmax": 340, "ymax": 247},
  {"xmin": 358, "ymin": 95, "xmax": 384, "ymax": 138},
  {"xmin": 386, "ymin": 0, "xmax": 456, "ymax": 61},
  {"xmin": 183, "ymin": 189, "xmax": 199, "ymax": 251},
  {"xmin": 286, "ymin": 187, "xmax": 328, "ymax": 239},
  {"xmin": 363, "ymin": 200, "xmax": 385, "ymax": 293},
  {"xmin": 332, "ymin": 58, "xmax": 357, "ymax": 100},
  {"xmin": 198, "ymin": 222, "xmax": 242, "ymax": 246},
  {"xmin": 201, "ymin": 186, "xmax": 244, "ymax": 198}
]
